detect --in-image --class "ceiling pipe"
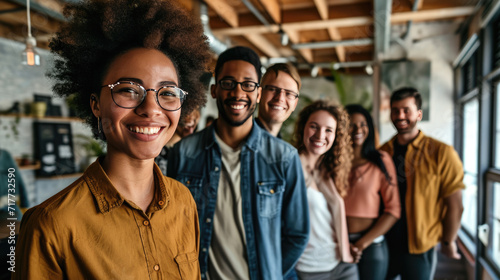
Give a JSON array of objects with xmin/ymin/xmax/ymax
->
[
  {"xmin": 292, "ymin": 38, "xmax": 373, "ymax": 50},
  {"xmin": 401, "ymin": 0, "xmax": 421, "ymax": 40},
  {"xmin": 240, "ymin": 0, "xmax": 271, "ymax": 26},
  {"xmin": 194, "ymin": 1, "xmax": 228, "ymax": 55}
]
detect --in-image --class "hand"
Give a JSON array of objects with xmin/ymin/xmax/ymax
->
[
  {"xmin": 350, "ymin": 243, "xmax": 362, "ymax": 263},
  {"xmin": 440, "ymin": 241, "xmax": 461, "ymax": 259}
]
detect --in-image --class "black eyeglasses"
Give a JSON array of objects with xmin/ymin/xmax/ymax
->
[
  {"xmin": 218, "ymin": 79, "xmax": 259, "ymax": 92},
  {"xmin": 101, "ymin": 81, "xmax": 188, "ymax": 111},
  {"xmin": 263, "ymin": 85, "xmax": 299, "ymax": 100}
]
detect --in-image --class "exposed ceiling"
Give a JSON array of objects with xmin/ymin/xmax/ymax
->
[{"xmin": 0, "ymin": 0, "xmax": 480, "ymax": 76}]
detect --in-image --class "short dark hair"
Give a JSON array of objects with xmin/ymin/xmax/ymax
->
[
  {"xmin": 214, "ymin": 46, "xmax": 262, "ymax": 82},
  {"xmin": 390, "ymin": 87, "xmax": 422, "ymax": 110},
  {"xmin": 48, "ymin": 0, "xmax": 211, "ymax": 139}
]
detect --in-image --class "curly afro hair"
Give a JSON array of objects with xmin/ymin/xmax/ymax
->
[
  {"xmin": 292, "ymin": 100, "xmax": 353, "ymax": 196},
  {"xmin": 48, "ymin": 0, "xmax": 211, "ymax": 139}
]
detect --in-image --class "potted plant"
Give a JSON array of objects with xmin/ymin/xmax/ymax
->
[{"xmin": 75, "ymin": 134, "xmax": 106, "ymax": 169}]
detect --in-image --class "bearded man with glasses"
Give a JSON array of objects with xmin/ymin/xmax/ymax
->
[
  {"xmin": 168, "ymin": 46, "xmax": 309, "ymax": 280},
  {"xmin": 256, "ymin": 63, "xmax": 302, "ymax": 138}
]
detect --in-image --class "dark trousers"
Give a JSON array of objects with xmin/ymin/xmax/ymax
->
[
  {"xmin": 356, "ymin": 239, "xmax": 389, "ymax": 280},
  {"xmin": 296, "ymin": 262, "xmax": 358, "ymax": 280},
  {"xmin": 386, "ymin": 246, "xmax": 437, "ymax": 280}
]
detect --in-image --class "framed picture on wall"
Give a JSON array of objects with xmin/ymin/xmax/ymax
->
[
  {"xmin": 34, "ymin": 122, "xmax": 76, "ymax": 176},
  {"xmin": 379, "ymin": 60, "xmax": 431, "ymax": 123}
]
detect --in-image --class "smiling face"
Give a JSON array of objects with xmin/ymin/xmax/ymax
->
[
  {"xmin": 390, "ymin": 96, "xmax": 422, "ymax": 135},
  {"xmin": 258, "ymin": 71, "xmax": 299, "ymax": 125},
  {"xmin": 303, "ymin": 110, "xmax": 337, "ymax": 157},
  {"xmin": 91, "ymin": 48, "xmax": 180, "ymax": 160},
  {"xmin": 349, "ymin": 113, "xmax": 369, "ymax": 148},
  {"xmin": 211, "ymin": 60, "xmax": 261, "ymax": 127}
]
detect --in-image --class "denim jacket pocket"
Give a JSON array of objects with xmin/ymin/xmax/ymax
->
[
  {"xmin": 177, "ymin": 175, "xmax": 204, "ymax": 203},
  {"xmin": 257, "ymin": 180, "xmax": 285, "ymax": 218},
  {"xmin": 175, "ymin": 251, "xmax": 200, "ymax": 279}
]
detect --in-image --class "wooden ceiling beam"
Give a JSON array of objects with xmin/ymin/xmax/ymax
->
[
  {"xmin": 391, "ymin": 6, "xmax": 474, "ymax": 23},
  {"xmin": 213, "ymin": 6, "xmax": 475, "ymax": 35},
  {"xmin": 205, "ymin": 0, "xmax": 239, "ymax": 27},
  {"xmin": 283, "ymin": 28, "xmax": 313, "ymax": 63},
  {"xmin": 328, "ymin": 27, "xmax": 346, "ymax": 62},
  {"xmin": 313, "ymin": 0, "xmax": 328, "ymax": 20},
  {"xmin": 245, "ymin": 33, "xmax": 281, "ymax": 57},
  {"xmin": 258, "ymin": 0, "xmax": 281, "ymax": 23},
  {"xmin": 414, "ymin": 0, "xmax": 424, "ymax": 10}
]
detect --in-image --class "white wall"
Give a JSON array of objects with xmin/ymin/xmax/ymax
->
[{"xmin": 378, "ymin": 22, "xmax": 460, "ymax": 145}]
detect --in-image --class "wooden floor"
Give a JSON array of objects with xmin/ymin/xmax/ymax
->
[{"xmin": 434, "ymin": 249, "xmax": 469, "ymax": 280}]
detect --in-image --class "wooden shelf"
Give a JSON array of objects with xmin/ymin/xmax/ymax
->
[
  {"xmin": 0, "ymin": 113, "xmax": 82, "ymax": 122},
  {"xmin": 15, "ymin": 159, "xmax": 41, "ymax": 170}
]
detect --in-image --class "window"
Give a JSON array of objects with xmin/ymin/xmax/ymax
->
[
  {"xmin": 495, "ymin": 84, "xmax": 500, "ymax": 168},
  {"xmin": 485, "ymin": 174, "xmax": 500, "ymax": 274},
  {"xmin": 461, "ymin": 98, "xmax": 479, "ymax": 236}
]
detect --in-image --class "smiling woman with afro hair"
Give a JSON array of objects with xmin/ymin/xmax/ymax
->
[{"xmin": 13, "ymin": 1, "xmax": 212, "ymax": 279}]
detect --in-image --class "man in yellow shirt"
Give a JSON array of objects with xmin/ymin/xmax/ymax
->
[{"xmin": 380, "ymin": 87, "xmax": 465, "ymax": 280}]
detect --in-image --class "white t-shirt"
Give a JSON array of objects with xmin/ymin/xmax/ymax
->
[
  {"xmin": 208, "ymin": 133, "xmax": 249, "ymax": 280},
  {"xmin": 295, "ymin": 187, "xmax": 341, "ymax": 272}
]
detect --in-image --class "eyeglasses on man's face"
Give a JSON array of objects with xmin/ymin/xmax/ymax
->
[
  {"xmin": 263, "ymin": 85, "xmax": 299, "ymax": 100},
  {"xmin": 101, "ymin": 81, "xmax": 188, "ymax": 111},
  {"xmin": 218, "ymin": 79, "xmax": 259, "ymax": 92}
]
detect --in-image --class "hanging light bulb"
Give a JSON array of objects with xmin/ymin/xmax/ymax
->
[
  {"xmin": 278, "ymin": 26, "xmax": 289, "ymax": 46},
  {"xmin": 22, "ymin": 0, "xmax": 40, "ymax": 66},
  {"xmin": 22, "ymin": 35, "xmax": 40, "ymax": 66}
]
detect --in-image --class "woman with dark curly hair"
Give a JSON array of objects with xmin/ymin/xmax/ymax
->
[
  {"xmin": 292, "ymin": 100, "xmax": 358, "ymax": 279},
  {"xmin": 13, "ymin": 0, "xmax": 211, "ymax": 279},
  {"xmin": 344, "ymin": 104, "xmax": 400, "ymax": 280}
]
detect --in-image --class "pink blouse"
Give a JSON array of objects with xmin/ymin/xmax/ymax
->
[{"xmin": 344, "ymin": 150, "xmax": 401, "ymax": 219}]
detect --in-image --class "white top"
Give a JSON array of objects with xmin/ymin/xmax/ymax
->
[
  {"xmin": 295, "ymin": 187, "xmax": 341, "ymax": 272},
  {"xmin": 208, "ymin": 133, "xmax": 249, "ymax": 280}
]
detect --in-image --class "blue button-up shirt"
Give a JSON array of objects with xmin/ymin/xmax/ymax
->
[{"xmin": 167, "ymin": 120, "xmax": 309, "ymax": 280}]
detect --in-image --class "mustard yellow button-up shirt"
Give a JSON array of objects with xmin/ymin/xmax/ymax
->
[
  {"xmin": 380, "ymin": 131, "xmax": 465, "ymax": 254},
  {"xmin": 13, "ymin": 160, "xmax": 200, "ymax": 280}
]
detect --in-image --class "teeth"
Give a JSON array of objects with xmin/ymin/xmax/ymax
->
[
  {"xmin": 231, "ymin": 105, "xmax": 245, "ymax": 110},
  {"xmin": 312, "ymin": 141, "xmax": 325, "ymax": 147},
  {"xmin": 271, "ymin": 106, "xmax": 284, "ymax": 110},
  {"xmin": 129, "ymin": 126, "xmax": 161, "ymax": 135}
]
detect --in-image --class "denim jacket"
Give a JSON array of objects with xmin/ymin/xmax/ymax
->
[{"xmin": 167, "ymin": 120, "xmax": 309, "ymax": 280}]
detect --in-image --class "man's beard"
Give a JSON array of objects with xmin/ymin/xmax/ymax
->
[{"xmin": 217, "ymin": 97, "xmax": 257, "ymax": 127}]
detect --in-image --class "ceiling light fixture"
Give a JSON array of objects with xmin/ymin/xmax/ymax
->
[
  {"xmin": 365, "ymin": 64, "xmax": 374, "ymax": 75},
  {"xmin": 22, "ymin": 0, "xmax": 40, "ymax": 66},
  {"xmin": 279, "ymin": 27, "xmax": 289, "ymax": 46}
]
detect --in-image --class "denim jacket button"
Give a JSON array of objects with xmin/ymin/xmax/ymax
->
[
  {"xmin": 202, "ymin": 247, "xmax": 207, "ymax": 252},
  {"xmin": 206, "ymin": 218, "xmax": 211, "ymax": 223},
  {"xmin": 270, "ymin": 189, "xmax": 275, "ymax": 194},
  {"xmin": 214, "ymin": 166, "xmax": 220, "ymax": 172}
]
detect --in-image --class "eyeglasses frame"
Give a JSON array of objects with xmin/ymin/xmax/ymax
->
[
  {"xmin": 217, "ymin": 79, "xmax": 260, "ymax": 92},
  {"xmin": 100, "ymin": 81, "xmax": 188, "ymax": 111},
  {"xmin": 262, "ymin": 85, "xmax": 299, "ymax": 100}
]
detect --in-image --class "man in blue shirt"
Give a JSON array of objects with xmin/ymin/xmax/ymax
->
[{"xmin": 168, "ymin": 46, "xmax": 309, "ymax": 280}]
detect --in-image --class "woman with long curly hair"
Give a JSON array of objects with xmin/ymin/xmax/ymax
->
[
  {"xmin": 292, "ymin": 100, "xmax": 358, "ymax": 279},
  {"xmin": 344, "ymin": 104, "xmax": 400, "ymax": 280},
  {"xmin": 13, "ymin": 0, "xmax": 211, "ymax": 279}
]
